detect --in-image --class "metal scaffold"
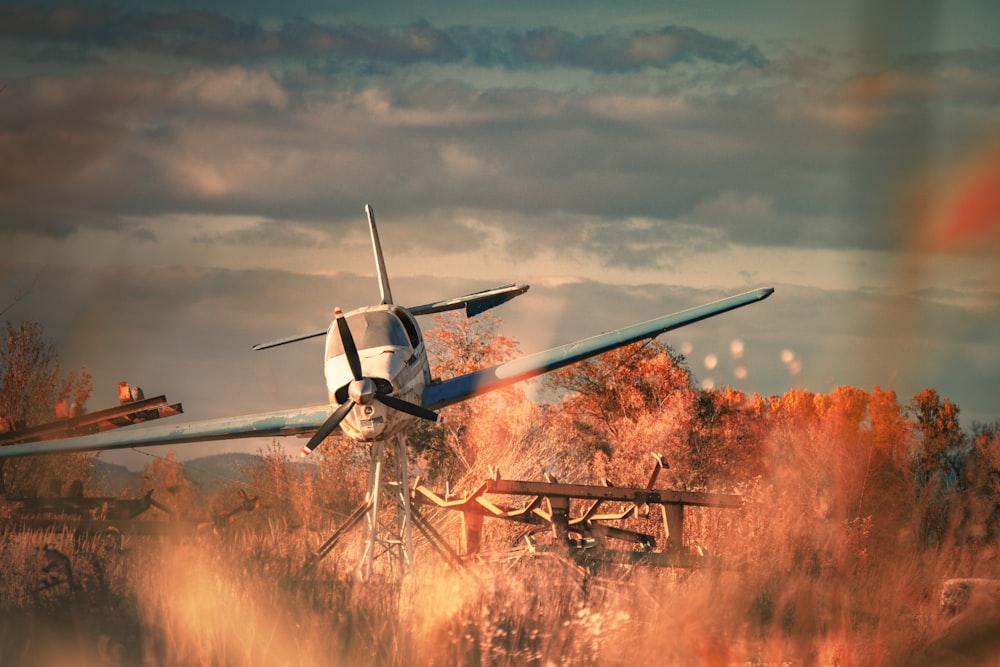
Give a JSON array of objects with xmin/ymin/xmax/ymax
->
[{"xmin": 358, "ymin": 435, "xmax": 414, "ymax": 580}]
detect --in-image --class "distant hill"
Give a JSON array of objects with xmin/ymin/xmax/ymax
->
[
  {"xmin": 181, "ymin": 452, "xmax": 260, "ymax": 492},
  {"xmin": 91, "ymin": 460, "xmax": 142, "ymax": 495},
  {"xmin": 90, "ymin": 452, "xmax": 263, "ymax": 495}
]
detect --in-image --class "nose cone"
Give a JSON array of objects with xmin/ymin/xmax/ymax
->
[{"xmin": 349, "ymin": 378, "xmax": 376, "ymax": 405}]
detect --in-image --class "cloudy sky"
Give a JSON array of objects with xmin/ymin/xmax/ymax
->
[{"xmin": 2, "ymin": 1, "xmax": 999, "ymax": 468}]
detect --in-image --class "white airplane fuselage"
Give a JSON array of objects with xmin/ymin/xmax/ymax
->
[{"xmin": 324, "ymin": 304, "xmax": 431, "ymax": 441}]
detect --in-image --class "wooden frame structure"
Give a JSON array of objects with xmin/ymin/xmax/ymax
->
[{"xmin": 413, "ymin": 453, "xmax": 742, "ymax": 568}]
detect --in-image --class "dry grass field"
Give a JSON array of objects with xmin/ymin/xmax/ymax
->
[{"xmin": 2, "ymin": 462, "xmax": 999, "ymax": 666}]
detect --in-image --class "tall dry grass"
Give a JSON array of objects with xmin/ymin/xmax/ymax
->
[{"xmin": 1, "ymin": 509, "xmax": 999, "ymax": 665}]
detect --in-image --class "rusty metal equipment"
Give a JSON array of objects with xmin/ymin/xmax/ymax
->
[
  {"xmin": 413, "ymin": 453, "xmax": 742, "ymax": 569},
  {"xmin": 0, "ymin": 381, "xmax": 183, "ymax": 447},
  {"xmin": 5, "ymin": 480, "xmax": 259, "ymax": 539}
]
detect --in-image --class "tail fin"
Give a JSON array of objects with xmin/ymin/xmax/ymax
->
[{"xmin": 365, "ymin": 204, "xmax": 393, "ymax": 305}]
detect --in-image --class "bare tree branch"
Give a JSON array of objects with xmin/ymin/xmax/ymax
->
[{"xmin": 0, "ymin": 271, "xmax": 41, "ymax": 319}]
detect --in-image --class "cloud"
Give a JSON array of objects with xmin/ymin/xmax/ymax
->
[
  {"xmin": 0, "ymin": 66, "xmax": 293, "ymax": 238},
  {"xmin": 505, "ymin": 25, "xmax": 767, "ymax": 71},
  {"xmin": 190, "ymin": 219, "xmax": 324, "ymax": 247},
  {"xmin": 3, "ymin": 8, "xmax": 999, "ymax": 266},
  {"xmin": 168, "ymin": 66, "xmax": 288, "ymax": 110},
  {"xmin": 130, "ymin": 226, "xmax": 158, "ymax": 242},
  {"xmin": 2, "ymin": 7, "xmax": 766, "ymax": 72},
  {"xmin": 897, "ymin": 47, "xmax": 1000, "ymax": 72},
  {"xmin": 0, "ymin": 64, "xmax": 983, "ymax": 256}
]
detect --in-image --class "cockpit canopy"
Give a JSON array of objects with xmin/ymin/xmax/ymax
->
[{"xmin": 325, "ymin": 306, "xmax": 421, "ymax": 360}]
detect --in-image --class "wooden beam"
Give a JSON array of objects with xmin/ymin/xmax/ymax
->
[
  {"xmin": 485, "ymin": 479, "xmax": 741, "ymax": 508},
  {"xmin": 0, "ymin": 394, "xmax": 183, "ymax": 447}
]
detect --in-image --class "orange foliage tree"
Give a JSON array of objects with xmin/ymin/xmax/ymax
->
[
  {"xmin": 307, "ymin": 437, "xmax": 369, "ymax": 526},
  {"xmin": 545, "ymin": 341, "xmax": 769, "ymax": 490},
  {"xmin": 689, "ymin": 386, "xmax": 768, "ymax": 488},
  {"xmin": 545, "ymin": 341, "xmax": 694, "ymax": 474},
  {"xmin": 423, "ymin": 311, "xmax": 520, "ymax": 381},
  {"xmin": 758, "ymin": 386, "xmax": 918, "ymax": 557},
  {"xmin": 410, "ymin": 311, "xmax": 525, "ymax": 487},
  {"xmin": 908, "ymin": 388, "xmax": 967, "ymax": 547},
  {"xmin": 0, "ymin": 319, "xmax": 93, "ymax": 497},
  {"xmin": 854, "ymin": 386, "xmax": 916, "ymax": 549},
  {"xmin": 964, "ymin": 420, "xmax": 1000, "ymax": 543},
  {"xmin": 142, "ymin": 451, "xmax": 201, "ymax": 518},
  {"xmin": 238, "ymin": 440, "xmax": 355, "ymax": 531}
]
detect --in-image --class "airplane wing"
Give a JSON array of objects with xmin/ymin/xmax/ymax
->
[
  {"xmin": 0, "ymin": 287, "xmax": 772, "ymax": 459},
  {"xmin": 423, "ymin": 287, "xmax": 774, "ymax": 410},
  {"xmin": 251, "ymin": 283, "xmax": 530, "ymax": 351},
  {"xmin": 0, "ymin": 405, "xmax": 336, "ymax": 458}
]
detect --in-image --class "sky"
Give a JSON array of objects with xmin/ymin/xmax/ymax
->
[{"xmin": 2, "ymin": 1, "xmax": 999, "ymax": 469}]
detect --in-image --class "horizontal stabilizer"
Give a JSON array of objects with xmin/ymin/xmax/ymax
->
[
  {"xmin": 0, "ymin": 405, "xmax": 337, "ymax": 458},
  {"xmin": 423, "ymin": 287, "xmax": 774, "ymax": 410},
  {"xmin": 409, "ymin": 283, "xmax": 529, "ymax": 318},
  {"xmin": 253, "ymin": 284, "xmax": 529, "ymax": 351},
  {"xmin": 252, "ymin": 329, "xmax": 327, "ymax": 351}
]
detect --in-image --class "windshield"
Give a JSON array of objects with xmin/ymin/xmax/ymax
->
[{"xmin": 326, "ymin": 310, "xmax": 411, "ymax": 359}]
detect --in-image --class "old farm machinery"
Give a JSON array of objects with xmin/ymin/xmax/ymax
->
[
  {"xmin": 0, "ymin": 382, "xmax": 182, "ymax": 449},
  {"xmin": 308, "ymin": 453, "xmax": 742, "ymax": 573},
  {"xmin": 1, "ymin": 382, "xmax": 259, "ymax": 541}
]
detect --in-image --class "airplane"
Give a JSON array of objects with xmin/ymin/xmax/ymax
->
[{"xmin": 0, "ymin": 204, "xmax": 774, "ymax": 462}]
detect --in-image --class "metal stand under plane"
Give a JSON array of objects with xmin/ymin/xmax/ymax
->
[
  {"xmin": 357, "ymin": 434, "xmax": 413, "ymax": 580},
  {"xmin": 307, "ymin": 434, "xmax": 417, "ymax": 581}
]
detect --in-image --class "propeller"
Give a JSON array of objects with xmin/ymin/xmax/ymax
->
[
  {"xmin": 336, "ymin": 308, "xmax": 363, "ymax": 382},
  {"xmin": 376, "ymin": 392, "xmax": 441, "ymax": 422},
  {"xmin": 300, "ymin": 307, "xmax": 440, "ymax": 456},
  {"xmin": 300, "ymin": 400, "xmax": 355, "ymax": 457}
]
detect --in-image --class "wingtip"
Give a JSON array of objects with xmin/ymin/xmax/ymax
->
[{"xmin": 757, "ymin": 287, "xmax": 775, "ymax": 300}]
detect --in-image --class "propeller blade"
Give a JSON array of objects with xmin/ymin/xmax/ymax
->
[
  {"xmin": 334, "ymin": 308, "xmax": 363, "ymax": 381},
  {"xmin": 375, "ymin": 392, "xmax": 440, "ymax": 422},
  {"xmin": 301, "ymin": 400, "xmax": 355, "ymax": 456}
]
